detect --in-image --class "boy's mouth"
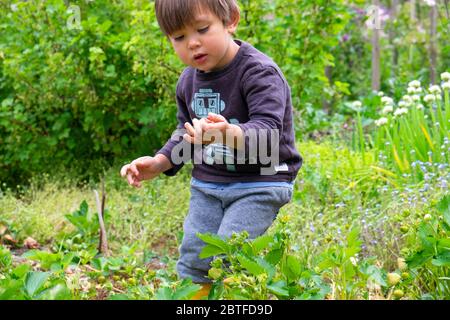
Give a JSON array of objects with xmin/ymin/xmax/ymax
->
[{"xmin": 194, "ymin": 53, "xmax": 208, "ymax": 63}]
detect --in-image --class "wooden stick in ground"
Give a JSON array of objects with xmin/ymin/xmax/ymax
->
[
  {"xmin": 371, "ymin": 0, "xmax": 381, "ymax": 92},
  {"xmin": 94, "ymin": 181, "xmax": 109, "ymax": 256}
]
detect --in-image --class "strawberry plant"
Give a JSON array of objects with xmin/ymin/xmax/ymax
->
[
  {"xmin": 403, "ymin": 195, "xmax": 450, "ymax": 299},
  {"xmin": 199, "ymin": 219, "xmax": 330, "ymax": 300}
]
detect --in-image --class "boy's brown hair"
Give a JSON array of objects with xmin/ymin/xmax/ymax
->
[{"xmin": 155, "ymin": 0, "xmax": 240, "ymax": 36}]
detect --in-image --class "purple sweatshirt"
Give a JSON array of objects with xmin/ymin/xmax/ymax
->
[{"xmin": 155, "ymin": 40, "xmax": 302, "ymax": 183}]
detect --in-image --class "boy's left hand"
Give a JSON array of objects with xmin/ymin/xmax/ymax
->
[{"xmin": 183, "ymin": 113, "xmax": 230, "ymax": 145}]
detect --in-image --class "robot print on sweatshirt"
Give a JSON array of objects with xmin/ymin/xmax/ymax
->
[{"xmin": 191, "ymin": 88, "xmax": 239, "ymax": 171}]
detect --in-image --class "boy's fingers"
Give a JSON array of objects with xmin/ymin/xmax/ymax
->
[
  {"xmin": 127, "ymin": 172, "xmax": 135, "ymax": 186},
  {"xmin": 204, "ymin": 122, "xmax": 228, "ymax": 132},
  {"xmin": 207, "ymin": 113, "xmax": 226, "ymax": 122},
  {"xmin": 192, "ymin": 119, "xmax": 203, "ymax": 144},
  {"xmin": 129, "ymin": 161, "xmax": 140, "ymax": 177},
  {"xmin": 184, "ymin": 122, "xmax": 195, "ymax": 137},
  {"xmin": 183, "ymin": 133, "xmax": 194, "ymax": 144},
  {"xmin": 120, "ymin": 164, "xmax": 129, "ymax": 177},
  {"xmin": 192, "ymin": 118, "xmax": 203, "ymax": 133}
]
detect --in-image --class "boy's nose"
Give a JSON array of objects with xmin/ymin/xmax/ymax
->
[{"xmin": 187, "ymin": 37, "xmax": 201, "ymax": 50}]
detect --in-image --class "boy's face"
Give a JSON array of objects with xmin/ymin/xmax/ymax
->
[{"xmin": 168, "ymin": 7, "xmax": 239, "ymax": 73}]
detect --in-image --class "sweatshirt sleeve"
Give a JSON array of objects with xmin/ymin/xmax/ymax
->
[
  {"xmin": 155, "ymin": 76, "xmax": 193, "ymax": 176},
  {"xmin": 235, "ymin": 65, "xmax": 287, "ymax": 163}
]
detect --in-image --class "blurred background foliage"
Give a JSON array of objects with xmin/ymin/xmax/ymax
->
[{"xmin": 0, "ymin": 0, "xmax": 448, "ymax": 187}]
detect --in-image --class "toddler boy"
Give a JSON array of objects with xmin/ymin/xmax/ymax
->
[{"xmin": 121, "ymin": 0, "xmax": 302, "ymax": 298}]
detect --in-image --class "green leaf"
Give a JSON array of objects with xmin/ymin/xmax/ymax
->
[
  {"xmin": 241, "ymin": 242, "xmax": 254, "ymax": 256},
  {"xmin": 237, "ymin": 254, "xmax": 266, "ymax": 276},
  {"xmin": 24, "ymin": 272, "xmax": 50, "ymax": 298},
  {"xmin": 91, "ymin": 257, "xmax": 108, "ymax": 271},
  {"xmin": 155, "ymin": 287, "xmax": 174, "ymax": 300},
  {"xmin": 251, "ymin": 234, "xmax": 272, "ymax": 254},
  {"xmin": 12, "ymin": 264, "xmax": 31, "ymax": 279},
  {"xmin": 197, "ymin": 233, "xmax": 229, "ymax": 252},
  {"xmin": 417, "ymin": 224, "xmax": 436, "ymax": 249},
  {"xmin": 265, "ymin": 248, "xmax": 283, "ymax": 265},
  {"xmin": 406, "ymin": 250, "xmax": 433, "ymax": 269},
  {"xmin": 267, "ymin": 280, "xmax": 289, "ymax": 297},
  {"xmin": 199, "ymin": 244, "xmax": 227, "ymax": 259},
  {"xmin": 346, "ymin": 227, "xmax": 361, "ymax": 248},
  {"xmin": 362, "ymin": 265, "xmax": 387, "ymax": 287},
  {"xmin": 255, "ymin": 257, "xmax": 276, "ymax": 279},
  {"xmin": 431, "ymin": 252, "xmax": 450, "ymax": 267},
  {"xmin": 38, "ymin": 284, "xmax": 72, "ymax": 300},
  {"xmin": 79, "ymin": 200, "xmax": 88, "ymax": 217},
  {"xmin": 173, "ymin": 281, "xmax": 202, "ymax": 300},
  {"xmin": 197, "ymin": 233, "xmax": 229, "ymax": 258},
  {"xmin": 0, "ymin": 279, "xmax": 25, "ymax": 300},
  {"xmin": 436, "ymin": 195, "xmax": 450, "ymax": 227},
  {"xmin": 282, "ymin": 255, "xmax": 302, "ymax": 281}
]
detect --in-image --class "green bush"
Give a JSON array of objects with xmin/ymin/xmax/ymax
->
[
  {"xmin": 0, "ymin": 0, "xmax": 181, "ymax": 185},
  {"xmin": 0, "ymin": 0, "xmax": 352, "ymax": 186}
]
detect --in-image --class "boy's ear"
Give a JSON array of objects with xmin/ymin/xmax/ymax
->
[{"xmin": 226, "ymin": 10, "xmax": 240, "ymax": 35}]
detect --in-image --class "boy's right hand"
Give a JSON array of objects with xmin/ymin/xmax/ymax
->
[{"xmin": 120, "ymin": 156, "xmax": 163, "ymax": 188}]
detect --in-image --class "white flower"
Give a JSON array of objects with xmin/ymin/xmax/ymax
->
[
  {"xmin": 398, "ymin": 100, "xmax": 409, "ymax": 108},
  {"xmin": 424, "ymin": 0, "xmax": 436, "ymax": 6},
  {"xmin": 442, "ymin": 82, "xmax": 450, "ymax": 90},
  {"xmin": 441, "ymin": 72, "xmax": 450, "ymax": 82},
  {"xmin": 424, "ymin": 94, "xmax": 436, "ymax": 103},
  {"xmin": 408, "ymin": 80, "xmax": 421, "ymax": 88},
  {"xmin": 414, "ymin": 87, "xmax": 423, "ymax": 94},
  {"xmin": 407, "ymin": 87, "xmax": 416, "ymax": 94},
  {"xmin": 381, "ymin": 96, "xmax": 394, "ymax": 105},
  {"xmin": 350, "ymin": 256, "xmax": 358, "ymax": 267},
  {"xmin": 394, "ymin": 107, "xmax": 408, "ymax": 116},
  {"xmin": 377, "ymin": 91, "xmax": 385, "ymax": 97},
  {"xmin": 375, "ymin": 117, "xmax": 388, "ymax": 126},
  {"xmin": 352, "ymin": 101, "xmax": 362, "ymax": 108},
  {"xmin": 402, "ymin": 95, "xmax": 413, "ymax": 103},
  {"xmin": 429, "ymin": 85, "xmax": 441, "ymax": 94},
  {"xmin": 382, "ymin": 105, "xmax": 394, "ymax": 114},
  {"xmin": 412, "ymin": 95, "xmax": 421, "ymax": 101},
  {"xmin": 416, "ymin": 104, "xmax": 425, "ymax": 110}
]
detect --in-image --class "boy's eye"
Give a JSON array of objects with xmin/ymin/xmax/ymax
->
[
  {"xmin": 198, "ymin": 26, "xmax": 209, "ymax": 34},
  {"xmin": 174, "ymin": 35, "xmax": 184, "ymax": 41}
]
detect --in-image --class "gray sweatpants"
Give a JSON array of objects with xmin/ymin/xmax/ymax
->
[{"xmin": 176, "ymin": 184, "xmax": 293, "ymax": 283}]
